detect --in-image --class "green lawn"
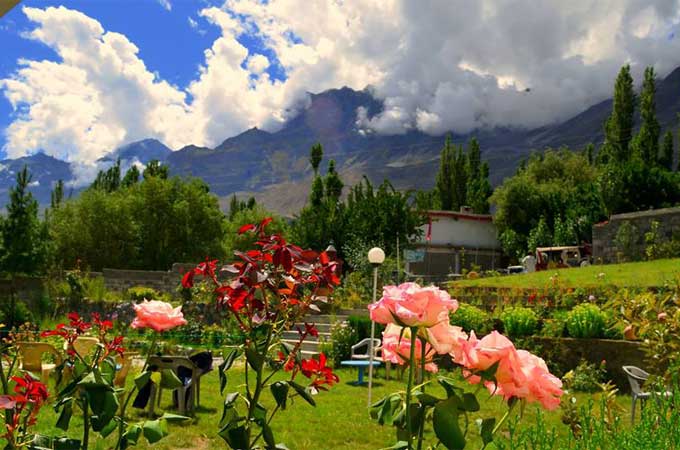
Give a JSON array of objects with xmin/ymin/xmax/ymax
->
[
  {"xmin": 453, "ymin": 258, "xmax": 680, "ymax": 289},
  {"xmin": 32, "ymin": 364, "xmax": 633, "ymax": 450}
]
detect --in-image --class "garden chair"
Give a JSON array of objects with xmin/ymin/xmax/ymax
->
[
  {"xmin": 146, "ymin": 356, "xmax": 200, "ymax": 415},
  {"xmin": 351, "ymin": 338, "xmax": 389, "ymax": 378},
  {"xmin": 70, "ymin": 337, "xmax": 100, "ymax": 357},
  {"xmin": 16, "ymin": 342, "xmax": 63, "ymax": 384},
  {"xmin": 622, "ymin": 365, "xmax": 672, "ymax": 424}
]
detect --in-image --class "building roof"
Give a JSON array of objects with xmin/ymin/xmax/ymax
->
[{"xmin": 427, "ymin": 210, "xmax": 493, "ymax": 223}]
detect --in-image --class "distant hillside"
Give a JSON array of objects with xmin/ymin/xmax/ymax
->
[{"xmin": 4, "ymin": 67, "xmax": 680, "ymax": 213}]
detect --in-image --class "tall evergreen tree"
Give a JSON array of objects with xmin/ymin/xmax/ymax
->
[
  {"xmin": 51, "ymin": 179, "xmax": 64, "ymax": 209},
  {"xmin": 310, "ymin": 176, "xmax": 324, "ymax": 207},
  {"xmin": 660, "ymin": 130, "xmax": 675, "ymax": 171},
  {"xmin": 604, "ymin": 65, "xmax": 636, "ymax": 162},
  {"xmin": 91, "ymin": 159, "xmax": 121, "ymax": 192},
  {"xmin": 435, "ymin": 135, "xmax": 455, "ymax": 210},
  {"xmin": 584, "ymin": 143, "xmax": 595, "ymax": 165},
  {"xmin": 121, "ymin": 165, "xmax": 140, "ymax": 188},
  {"xmin": 2, "ymin": 166, "xmax": 45, "ymax": 274},
  {"xmin": 452, "ymin": 144, "xmax": 468, "ymax": 209},
  {"xmin": 310, "ymin": 143, "xmax": 323, "ymax": 175},
  {"xmin": 324, "ymin": 160, "xmax": 344, "ymax": 202},
  {"xmin": 634, "ymin": 66, "xmax": 660, "ymax": 164},
  {"xmin": 143, "ymin": 160, "xmax": 169, "ymax": 180},
  {"xmin": 467, "ymin": 137, "xmax": 481, "ymax": 179}
]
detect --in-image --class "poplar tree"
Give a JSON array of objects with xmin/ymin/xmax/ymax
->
[
  {"xmin": 660, "ymin": 130, "xmax": 675, "ymax": 171},
  {"xmin": 2, "ymin": 166, "xmax": 45, "ymax": 274},
  {"xmin": 634, "ymin": 66, "xmax": 660, "ymax": 164},
  {"xmin": 310, "ymin": 142, "xmax": 323, "ymax": 175},
  {"xmin": 435, "ymin": 135, "xmax": 455, "ymax": 210},
  {"xmin": 604, "ymin": 65, "xmax": 636, "ymax": 162}
]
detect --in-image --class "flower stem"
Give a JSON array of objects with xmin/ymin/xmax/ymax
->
[
  {"xmin": 416, "ymin": 336, "xmax": 426, "ymax": 450},
  {"xmin": 82, "ymin": 399, "xmax": 90, "ymax": 450},
  {"xmin": 405, "ymin": 327, "xmax": 417, "ymax": 450}
]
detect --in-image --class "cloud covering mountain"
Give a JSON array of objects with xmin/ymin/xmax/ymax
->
[{"xmin": 3, "ymin": 0, "xmax": 680, "ymax": 169}]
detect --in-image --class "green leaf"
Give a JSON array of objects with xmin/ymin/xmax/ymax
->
[
  {"xmin": 437, "ymin": 376, "xmax": 462, "ymax": 398},
  {"xmin": 480, "ymin": 418, "xmax": 496, "ymax": 446},
  {"xmin": 379, "ymin": 441, "xmax": 409, "ymax": 450},
  {"xmin": 160, "ymin": 368, "xmax": 183, "ymax": 389},
  {"xmin": 82, "ymin": 387, "xmax": 118, "ymax": 432},
  {"xmin": 218, "ymin": 424, "xmax": 249, "ymax": 449},
  {"xmin": 479, "ymin": 361, "xmax": 500, "ymax": 383},
  {"xmin": 289, "ymin": 381, "xmax": 315, "ymax": 407},
  {"xmin": 245, "ymin": 346, "xmax": 264, "ymax": 371},
  {"xmin": 253, "ymin": 403, "xmax": 267, "ymax": 425},
  {"xmin": 160, "ymin": 413, "xmax": 191, "ymax": 422},
  {"xmin": 124, "ymin": 424, "xmax": 142, "ymax": 445},
  {"xmin": 378, "ymin": 394, "xmax": 402, "ymax": 426},
  {"xmin": 55, "ymin": 398, "xmax": 73, "ymax": 431},
  {"xmin": 218, "ymin": 349, "xmax": 240, "ymax": 395},
  {"xmin": 142, "ymin": 419, "xmax": 168, "ymax": 444},
  {"xmin": 262, "ymin": 422, "xmax": 276, "ymax": 449},
  {"xmin": 433, "ymin": 396, "xmax": 465, "ymax": 450},
  {"xmin": 134, "ymin": 371, "xmax": 152, "ymax": 390},
  {"xmin": 270, "ymin": 381, "xmax": 289, "ymax": 410},
  {"xmin": 461, "ymin": 393, "xmax": 480, "ymax": 412},
  {"xmin": 220, "ymin": 392, "xmax": 240, "ymax": 426},
  {"xmin": 100, "ymin": 420, "xmax": 118, "ymax": 438},
  {"xmin": 414, "ymin": 391, "xmax": 441, "ymax": 407}
]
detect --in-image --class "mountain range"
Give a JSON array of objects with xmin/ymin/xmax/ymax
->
[{"xmin": 4, "ymin": 66, "xmax": 680, "ymax": 214}]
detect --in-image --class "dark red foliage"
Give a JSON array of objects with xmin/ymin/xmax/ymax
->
[
  {"xmin": 182, "ymin": 218, "xmax": 341, "ymax": 331},
  {"xmin": 41, "ymin": 313, "xmax": 124, "ymax": 360},
  {"xmin": 300, "ymin": 354, "xmax": 339, "ymax": 390},
  {"xmin": 2, "ymin": 373, "xmax": 49, "ymax": 441}
]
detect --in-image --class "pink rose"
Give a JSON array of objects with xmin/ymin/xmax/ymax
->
[
  {"xmin": 658, "ymin": 312, "xmax": 667, "ymax": 322},
  {"xmin": 381, "ymin": 324, "xmax": 438, "ymax": 372},
  {"xmin": 424, "ymin": 321, "xmax": 468, "ymax": 358},
  {"xmin": 369, "ymin": 282, "xmax": 458, "ymax": 328},
  {"xmin": 510, "ymin": 350, "xmax": 563, "ymax": 410},
  {"xmin": 0, "ymin": 395, "xmax": 16, "ymax": 410},
  {"xmin": 131, "ymin": 299, "xmax": 187, "ymax": 332}
]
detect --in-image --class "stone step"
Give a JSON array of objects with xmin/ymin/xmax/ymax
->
[
  {"xmin": 292, "ymin": 322, "xmax": 334, "ymax": 334},
  {"xmin": 281, "ymin": 330, "xmax": 331, "ymax": 341},
  {"xmin": 300, "ymin": 314, "xmax": 348, "ymax": 324},
  {"xmin": 282, "ymin": 339, "xmax": 324, "ymax": 353}
]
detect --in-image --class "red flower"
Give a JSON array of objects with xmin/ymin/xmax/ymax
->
[{"xmin": 300, "ymin": 354, "xmax": 339, "ymax": 390}]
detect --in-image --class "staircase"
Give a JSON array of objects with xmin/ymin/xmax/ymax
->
[{"xmin": 281, "ymin": 314, "xmax": 348, "ymax": 357}]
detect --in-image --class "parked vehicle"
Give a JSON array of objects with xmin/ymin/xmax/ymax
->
[{"xmin": 535, "ymin": 245, "xmax": 591, "ymax": 271}]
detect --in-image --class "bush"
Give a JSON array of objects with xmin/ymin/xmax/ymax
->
[
  {"xmin": 500, "ymin": 306, "xmax": 539, "ymax": 337},
  {"xmin": 127, "ymin": 286, "xmax": 160, "ymax": 302},
  {"xmin": 450, "ymin": 304, "xmax": 492, "ymax": 335},
  {"xmin": 565, "ymin": 303, "xmax": 606, "ymax": 338},
  {"xmin": 541, "ymin": 310, "xmax": 568, "ymax": 337},
  {"xmin": 563, "ymin": 359, "xmax": 608, "ymax": 392},
  {"xmin": 348, "ymin": 315, "xmax": 384, "ymax": 341},
  {"xmin": 326, "ymin": 322, "xmax": 358, "ymax": 367}
]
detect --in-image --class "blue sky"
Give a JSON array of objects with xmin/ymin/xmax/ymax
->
[
  {"xmin": 0, "ymin": 0, "xmax": 286, "ymax": 160},
  {"xmin": 2, "ymin": 1, "xmax": 680, "ymax": 166}
]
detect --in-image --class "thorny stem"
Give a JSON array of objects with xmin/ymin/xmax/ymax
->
[
  {"xmin": 405, "ymin": 328, "xmax": 417, "ymax": 450},
  {"xmin": 416, "ymin": 336, "xmax": 427, "ymax": 450}
]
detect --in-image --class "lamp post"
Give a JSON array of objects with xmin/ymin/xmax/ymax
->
[{"xmin": 367, "ymin": 247, "xmax": 385, "ymax": 407}]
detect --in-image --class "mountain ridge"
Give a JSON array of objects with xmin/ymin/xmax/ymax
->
[{"xmin": 4, "ymin": 66, "xmax": 680, "ymax": 213}]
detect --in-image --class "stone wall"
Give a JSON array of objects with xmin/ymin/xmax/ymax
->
[
  {"xmin": 592, "ymin": 206, "xmax": 680, "ymax": 263},
  {"xmin": 102, "ymin": 266, "xmax": 186, "ymax": 294}
]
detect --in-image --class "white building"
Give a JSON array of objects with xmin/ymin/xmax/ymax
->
[{"xmin": 405, "ymin": 209, "xmax": 503, "ymax": 277}]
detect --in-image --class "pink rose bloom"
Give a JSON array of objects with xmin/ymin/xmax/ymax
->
[
  {"xmin": 131, "ymin": 299, "xmax": 187, "ymax": 332},
  {"xmin": 0, "ymin": 395, "xmax": 16, "ymax": 410},
  {"xmin": 424, "ymin": 321, "xmax": 468, "ymax": 358},
  {"xmin": 658, "ymin": 312, "xmax": 667, "ymax": 322},
  {"xmin": 369, "ymin": 282, "xmax": 458, "ymax": 328},
  {"xmin": 381, "ymin": 324, "xmax": 438, "ymax": 372},
  {"xmin": 506, "ymin": 350, "xmax": 563, "ymax": 410}
]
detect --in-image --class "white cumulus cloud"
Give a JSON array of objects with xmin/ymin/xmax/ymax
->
[{"xmin": 2, "ymin": 0, "xmax": 680, "ymax": 171}]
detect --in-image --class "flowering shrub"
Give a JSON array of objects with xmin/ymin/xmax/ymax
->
[
  {"xmin": 565, "ymin": 304, "xmax": 606, "ymax": 338},
  {"xmin": 40, "ymin": 311, "xmax": 187, "ymax": 450},
  {"xmin": 369, "ymin": 282, "xmax": 563, "ymax": 449},
  {"xmin": 499, "ymin": 306, "xmax": 539, "ymax": 337},
  {"xmin": 182, "ymin": 218, "xmax": 341, "ymax": 449}
]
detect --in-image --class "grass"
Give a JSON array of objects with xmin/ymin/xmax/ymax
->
[
  {"xmin": 453, "ymin": 258, "xmax": 680, "ymax": 289},
  {"xmin": 31, "ymin": 364, "xmax": 634, "ymax": 450}
]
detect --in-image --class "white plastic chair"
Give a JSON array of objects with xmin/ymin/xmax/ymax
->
[
  {"xmin": 622, "ymin": 365, "xmax": 672, "ymax": 424},
  {"xmin": 351, "ymin": 338, "xmax": 381, "ymax": 360}
]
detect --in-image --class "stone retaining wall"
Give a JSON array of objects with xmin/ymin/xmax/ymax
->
[{"xmin": 592, "ymin": 206, "xmax": 680, "ymax": 263}]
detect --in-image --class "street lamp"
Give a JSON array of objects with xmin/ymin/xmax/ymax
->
[{"xmin": 367, "ymin": 247, "xmax": 385, "ymax": 407}]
